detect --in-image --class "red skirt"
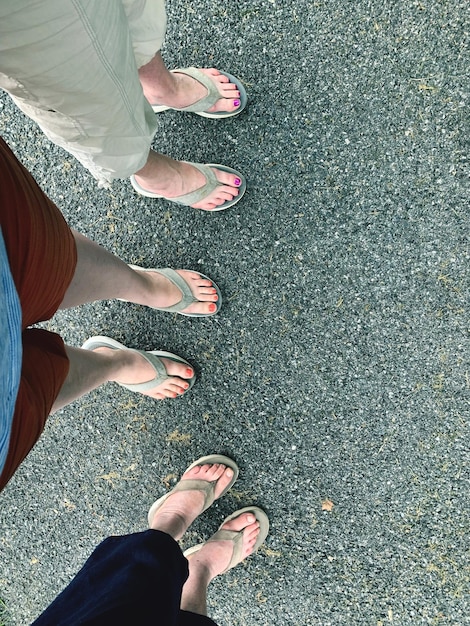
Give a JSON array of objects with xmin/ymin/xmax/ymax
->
[{"xmin": 0, "ymin": 137, "xmax": 77, "ymax": 491}]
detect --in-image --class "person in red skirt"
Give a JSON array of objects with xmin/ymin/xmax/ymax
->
[{"xmin": 0, "ymin": 136, "xmax": 223, "ymax": 492}]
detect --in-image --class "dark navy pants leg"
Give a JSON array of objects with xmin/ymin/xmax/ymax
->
[
  {"xmin": 32, "ymin": 530, "xmax": 218, "ymax": 625},
  {"xmin": 179, "ymin": 610, "xmax": 219, "ymax": 626}
]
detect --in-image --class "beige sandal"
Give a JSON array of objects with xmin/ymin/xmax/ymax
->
[
  {"xmin": 184, "ymin": 506, "xmax": 270, "ymax": 573},
  {"xmin": 130, "ymin": 162, "xmax": 246, "ymax": 211},
  {"xmin": 147, "ymin": 455, "xmax": 239, "ymax": 527},
  {"xmin": 151, "ymin": 68, "xmax": 247, "ymax": 118}
]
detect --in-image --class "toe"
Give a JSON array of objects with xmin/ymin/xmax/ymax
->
[
  {"xmin": 223, "ymin": 511, "xmax": 258, "ymax": 533},
  {"xmin": 179, "ymin": 299, "xmax": 218, "ymax": 315},
  {"xmin": 213, "ymin": 169, "xmax": 243, "ymax": 189},
  {"xmin": 246, "ymin": 523, "xmax": 261, "ymax": 542},
  {"xmin": 152, "ymin": 378, "xmax": 189, "ymax": 400},
  {"xmin": 167, "ymin": 380, "xmax": 190, "ymax": 394},
  {"xmin": 208, "ymin": 98, "xmax": 241, "ymax": 114},
  {"xmin": 174, "ymin": 271, "xmax": 219, "ymax": 315},
  {"xmin": 212, "ymin": 466, "xmax": 235, "ymax": 498},
  {"xmin": 199, "ymin": 68, "xmax": 242, "ymax": 113},
  {"xmin": 175, "ymin": 271, "xmax": 217, "ymax": 300}
]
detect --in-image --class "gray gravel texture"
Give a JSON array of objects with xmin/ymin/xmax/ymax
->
[{"xmin": 0, "ymin": 1, "xmax": 469, "ymax": 625}]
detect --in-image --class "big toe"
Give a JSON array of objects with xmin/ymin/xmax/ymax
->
[
  {"xmin": 160, "ymin": 357, "xmax": 194, "ymax": 381},
  {"xmin": 208, "ymin": 96, "xmax": 241, "ymax": 114},
  {"xmin": 222, "ymin": 511, "xmax": 259, "ymax": 534},
  {"xmin": 213, "ymin": 168, "xmax": 243, "ymax": 189}
]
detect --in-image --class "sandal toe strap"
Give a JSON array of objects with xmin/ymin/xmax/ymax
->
[
  {"xmin": 170, "ymin": 67, "xmax": 220, "ymax": 112},
  {"xmin": 117, "ymin": 350, "xmax": 167, "ymax": 393},
  {"xmin": 172, "ymin": 478, "xmax": 217, "ymax": 511},
  {"xmin": 208, "ymin": 529, "xmax": 244, "ymax": 572},
  {"xmin": 152, "ymin": 268, "xmax": 196, "ymax": 312},
  {"xmin": 170, "ymin": 163, "xmax": 217, "ymax": 206}
]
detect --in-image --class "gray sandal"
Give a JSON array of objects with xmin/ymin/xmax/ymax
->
[
  {"xmin": 151, "ymin": 68, "xmax": 247, "ymax": 118},
  {"xmin": 123, "ymin": 267, "xmax": 222, "ymax": 317},
  {"xmin": 81, "ymin": 336, "xmax": 195, "ymax": 395},
  {"xmin": 147, "ymin": 454, "xmax": 239, "ymax": 527},
  {"xmin": 130, "ymin": 162, "xmax": 246, "ymax": 211},
  {"xmin": 184, "ymin": 506, "xmax": 270, "ymax": 573}
]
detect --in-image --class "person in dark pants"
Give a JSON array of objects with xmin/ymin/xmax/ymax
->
[{"xmin": 32, "ymin": 455, "xmax": 269, "ymax": 625}]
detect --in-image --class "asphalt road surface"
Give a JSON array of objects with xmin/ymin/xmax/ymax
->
[{"xmin": 0, "ymin": 1, "xmax": 468, "ymax": 624}]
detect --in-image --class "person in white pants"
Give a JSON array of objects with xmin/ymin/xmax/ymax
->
[{"xmin": 0, "ymin": 0, "xmax": 247, "ymax": 211}]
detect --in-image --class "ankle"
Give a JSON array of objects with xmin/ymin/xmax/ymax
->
[
  {"xmin": 188, "ymin": 559, "xmax": 214, "ymax": 586},
  {"xmin": 138, "ymin": 52, "xmax": 178, "ymax": 104},
  {"xmin": 145, "ymin": 75, "xmax": 179, "ymax": 105},
  {"xmin": 89, "ymin": 347, "xmax": 126, "ymax": 385},
  {"xmin": 150, "ymin": 510, "xmax": 188, "ymax": 540},
  {"xmin": 108, "ymin": 349, "xmax": 136, "ymax": 385},
  {"xmin": 134, "ymin": 153, "xmax": 183, "ymax": 196}
]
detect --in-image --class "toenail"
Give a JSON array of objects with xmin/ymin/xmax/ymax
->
[
  {"xmin": 234, "ymin": 99, "xmax": 240, "ymax": 107},
  {"xmin": 186, "ymin": 369, "xmax": 193, "ymax": 377},
  {"xmin": 247, "ymin": 514, "xmax": 255, "ymax": 523},
  {"xmin": 209, "ymin": 304, "xmax": 217, "ymax": 312},
  {"xmin": 226, "ymin": 468, "xmax": 233, "ymax": 477},
  {"xmin": 234, "ymin": 177, "xmax": 241, "ymax": 186}
]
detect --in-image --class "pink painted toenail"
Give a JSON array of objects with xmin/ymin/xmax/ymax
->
[
  {"xmin": 234, "ymin": 178, "xmax": 241, "ymax": 186},
  {"xmin": 234, "ymin": 99, "xmax": 240, "ymax": 107},
  {"xmin": 209, "ymin": 304, "xmax": 217, "ymax": 312},
  {"xmin": 186, "ymin": 369, "xmax": 193, "ymax": 377}
]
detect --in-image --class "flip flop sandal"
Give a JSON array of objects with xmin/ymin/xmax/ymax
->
[
  {"xmin": 147, "ymin": 454, "xmax": 239, "ymax": 527},
  {"xmin": 183, "ymin": 506, "xmax": 270, "ymax": 573},
  {"xmin": 119, "ymin": 267, "xmax": 222, "ymax": 317},
  {"xmin": 151, "ymin": 68, "xmax": 248, "ymax": 119},
  {"xmin": 130, "ymin": 163, "xmax": 246, "ymax": 211},
  {"xmin": 81, "ymin": 336, "xmax": 195, "ymax": 395}
]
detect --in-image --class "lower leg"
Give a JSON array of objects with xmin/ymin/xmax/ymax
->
[
  {"xmin": 60, "ymin": 230, "xmax": 217, "ymax": 314},
  {"xmin": 179, "ymin": 567, "xmax": 210, "ymax": 616},
  {"xmin": 60, "ymin": 231, "xmax": 140, "ymax": 308},
  {"xmin": 51, "ymin": 346, "xmax": 118, "ymax": 411},
  {"xmin": 138, "ymin": 52, "xmax": 178, "ymax": 104}
]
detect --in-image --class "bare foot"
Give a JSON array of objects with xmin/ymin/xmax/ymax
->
[
  {"xmin": 150, "ymin": 463, "xmax": 235, "ymax": 539},
  {"xmin": 151, "ymin": 68, "xmax": 241, "ymax": 115},
  {"xmin": 90, "ymin": 346, "xmax": 194, "ymax": 399},
  {"xmin": 132, "ymin": 269, "xmax": 218, "ymax": 315},
  {"xmin": 134, "ymin": 156, "xmax": 242, "ymax": 211},
  {"xmin": 187, "ymin": 511, "xmax": 261, "ymax": 581}
]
